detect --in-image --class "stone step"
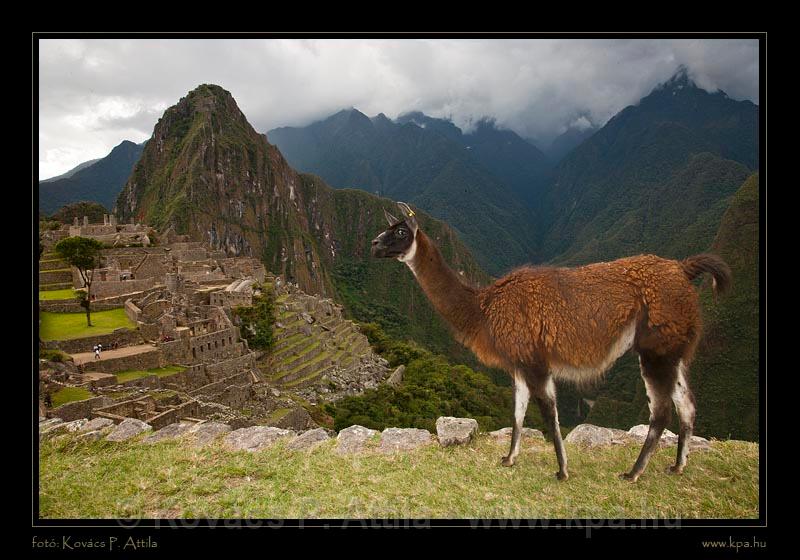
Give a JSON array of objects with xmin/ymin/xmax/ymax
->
[
  {"xmin": 39, "ymin": 259, "xmax": 69, "ymax": 271},
  {"xmin": 40, "ymin": 282, "xmax": 74, "ymax": 291},
  {"xmin": 272, "ymin": 331, "xmax": 305, "ymax": 353},
  {"xmin": 40, "ymin": 269, "xmax": 73, "ymax": 285},
  {"xmin": 275, "ymin": 351, "xmax": 333, "ymax": 386},
  {"xmin": 281, "ymin": 357, "xmax": 337, "ymax": 389},
  {"xmin": 274, "ymin": 340, "xmax": 324, "ymax": 374},
  {"xmin": 272, "ymin": 333, "xmax": 313, "ymax": 361}
]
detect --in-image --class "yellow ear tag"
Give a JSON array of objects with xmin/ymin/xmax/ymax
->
[{"xmin": 407, "ymin": 210, "xmax": 415, "ymax": 217}]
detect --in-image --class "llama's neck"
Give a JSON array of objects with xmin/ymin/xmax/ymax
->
[{"xmin": 402, "ymin": 230, "xmax": 483, "ymax": 343}]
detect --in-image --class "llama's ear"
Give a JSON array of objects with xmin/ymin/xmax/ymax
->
[
  {"xmin": 384, "ymin": 208, "xmax": 399, "ymax": 226},
  {"xmin": 396, "ymin": 202, "xmax": 418, "ymax": 232}
]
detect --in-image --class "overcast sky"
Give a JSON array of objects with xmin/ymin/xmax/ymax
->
[{"xmin": 37, "ymin": 37, "xmax": 759, "ymax": 179}]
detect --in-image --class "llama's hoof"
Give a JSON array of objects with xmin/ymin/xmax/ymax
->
[
  {"xmin": 501, "ymin": 456, "xmax": 515, "ymax": 467},
  {"xmin": 619, "ymin": 471, "xmax": 640, "ymax": 482},
  {"xmin": 555, "ymin": 471, "xmax": 569, "ymax": 481},
  {"xmin": 667, "ymin": 465, "xmax": 684, "ymax": 475}
]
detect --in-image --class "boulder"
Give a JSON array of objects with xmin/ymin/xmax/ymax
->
[
  {"xmin": 627, "ymin": 425, "xmax": 678, "ymax": 445},
  {"xmin": 223, "ymin": 426, "xmax": 294, "ymax": 452},
  {"xmin": 379, "ymin": 428, "xmax": 433, "ymax": 453},
  {"xmin": 488, "ymin": 427, "xmax": 545, "ymax": 441},
  {"xmin": 79, "ymin": 417, "xmax": 114, "ymax": 433},
  {"xmin": 143, "ymin": 422, "xmax": 196, "ymax": 444},
  {"xmin": 336, "ymin": 425, "xmax": 378, "ymax": 454},
  {"xmin": 41, "ymin": 418, "xmax": 89, "ymax": 437},
  {"xmin": 39, "ymin": 418, "xmax": 64, "ymax": 433},
  {"xmin": 564, "ymin": 424, "xmax": 615, "ymax": 447},
  {"xmin": 287, "ymin": 428, "xmax": 330, "ymax": 451},
  {"xmin": 188, "ymin": 422, "xmax": 232, "ymax": 447},
  {"xmin": 106, "ymin": 418, "xmax": 152, "ymax": 442},
  {"xmin": 435, "ymin": 417, "xmax": 478, "ymax": 447}
]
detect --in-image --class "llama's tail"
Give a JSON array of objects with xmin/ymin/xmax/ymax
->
[{"xmin": 681, "ymin": 253, "xmax": 732, "ymax": 297}]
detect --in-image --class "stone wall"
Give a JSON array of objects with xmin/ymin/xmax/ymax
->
[
  {"xmin": 158, "ymin": 338, "xmax": 190, "ymax": 364},
  {"xmin": 210, "ymin": 291, "xmax": 252, "ymax": 307},
  {"xmin": 188, "ymin": 327, "xmax": 243, "ymax": 363},
  {"xmin": 88, "ymin": 348, "xmax": 163, "ymax": 374},
  {"xmin": 39, "ymin": 301, "xmax": 121, "ymax": 313},
  {"xmin": 91, "ymin": 277, "xmax": 156, "ymax": 298},
  {"xmin": 124, "ymin": 300, "xmax": 141, "ymax": 323},
  {"xmin": 147, "ymin": 401, "xmax": 201, "ymax": 429},
  {"xmin": 204, "ymin": 352, "xmax": 255, "ymax": 380},
  {"xmin": 44, "ymin": 329, "xmax": 142, "ymax": 354},
  {"xmin": 49, "ymin": 396, "xmax": 114, "ymax": 422}
]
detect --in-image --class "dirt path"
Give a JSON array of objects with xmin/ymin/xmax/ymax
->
[{"xmin": 70, "ymin": 344, "xmax": 158, "ymax": 366}]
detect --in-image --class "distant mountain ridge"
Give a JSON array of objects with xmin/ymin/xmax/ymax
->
[
  {"xmin": 38, "ymin": 140, "xmax": 145, "ymax": 215},
  {"xmin": 268, "ymin": 109, "xmax": 547, "ymax": 275}
]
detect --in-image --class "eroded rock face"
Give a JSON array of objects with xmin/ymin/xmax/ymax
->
[
  {"xmin": 435, "ymin": 417, "xmax": 478, "ymax": 447},
  {"xmin": 106, "ymin": 418, "xmax": 152, "ymax": 442},
  {"xmin": 564, "ymin": 424, "xmax": 615, "ymax": 447},
  {"xmin": 223, "ymin": 426, "xmax": 294, "ymax": 452},
  {"xmin": 379, "ymin": 428, "xmax": 433, "ymax": 453},
  {"xmin": 336, "ymin": 425, "xmax": 378, "ymax": 454},
  {"xmin": 287, "ymin": 428, "xmax": 330, "ymax": 451},
  {"xmin": 488, "ymin": 427, "xmax": 545, "ymax": 441}
]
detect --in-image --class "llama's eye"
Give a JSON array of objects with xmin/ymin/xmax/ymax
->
[{"xmin": 396, "ymin": 229, "xmax": 407, "ymax": 238}]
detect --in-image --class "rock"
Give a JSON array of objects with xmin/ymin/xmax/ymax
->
[
  {"xmin": 689, "ymin": 435, "xmax": 713, "ymax": 451},
  {"xmin": 39, "ymin": 418, "xmax": 64, "ymax": 433},
  {"xmin": 386, "ymin": 365, "xmax": 405, "ymax": 387},
  {"xmin": 143, "ymin": 422, "xmax": 196, "ymax": 444},
  {"xmin": 379, "ymin": 428, "xmax": 433, "ymax": 453},
  {"xmin": 435, "ymin": 417, "xmax": 478, "ymax": 446},
  {"xmin": 79, "ymin": 417, "xmax": 114, "ymax": 433},
  {"xmin": 609, "ymin": 428, "xmax": 633, "ymax": 445},
  {"xmin": 301, "ymin": 312, "xmax": 315, "ymax": 324},
  {"xmin": 270, "ymin": 388, "xmax": 281, "ymax": 397},
  {"xmin": 188, "ymin": 422, "xmax": 232, "ymax": 447},
  {"xmin": 223, "ymin": 426, "xmax": 294, "ymax": 452},
  {"xmin": 287, "ymin": 428, "xmax": 330, "ymax": 451},
  {"xmin": 41, "ymin": 418, "xmax": 89, "ymax": 436},
  {"xmin": 564, "ymin": 424, "xmax": 615, "ymax": 447},
  {"xmin": 627, "ymin": 425, "xmax": 678, "ymax": 445},
  {"xmin": 336, "ymin": 425, "xmax": 378, "ymax": 454},
  {"xmin": 106, "ymin": 418, "xmax": 152, "ymax": 442},
  {"xmin": 488, "ymin": 427, "xmax": 545, "ymax": 441},
  {"xmin": 78, "ymin": 430, "xmax": 104, "ymax": 442}
]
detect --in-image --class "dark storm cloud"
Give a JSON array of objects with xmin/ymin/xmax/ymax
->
[{"xmin": 38, "ymin": 37, "xmax": 759, "ymax": 178}]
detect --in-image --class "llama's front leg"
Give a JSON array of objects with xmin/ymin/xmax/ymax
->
[
  {"xmin": 534, "ymin": 377, "xmax": 569, "ymax": 481},
  {"xmin": 502, "ymin": 373, "xmax": 530, "ymax": 467}
]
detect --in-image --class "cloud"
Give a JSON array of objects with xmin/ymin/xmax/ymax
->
[{"xmin": 37, "ymin": 37, "xmax": 759, "ymax": 178}]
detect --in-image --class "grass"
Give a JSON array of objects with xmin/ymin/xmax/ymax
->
[
  {"xmin": 39, "ymin": 289, "xmax": 78, "ymax": 301},
  {"xmin": 39, "ymin": 309, "xmax": 135, "ymax": 341},
  {"xmin": 51, "ymin": 387, "xmax": 93, "ymax": 407},
  {"xmin": 115, "ymin": 365, "xmax": 187, "ymax": 383},
  {"xmin": 38, "ymin": 436, "xmax": 758, "ymax": 519}
]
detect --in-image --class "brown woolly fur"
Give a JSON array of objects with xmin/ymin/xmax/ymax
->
[{"xmin": 375, "ymin": 204, "xmax": 732, "ymax": 481}]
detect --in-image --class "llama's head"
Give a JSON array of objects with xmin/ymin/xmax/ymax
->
[{"xmin": 371, "ymin": 202, "xmax": 418, "ymax": 261}]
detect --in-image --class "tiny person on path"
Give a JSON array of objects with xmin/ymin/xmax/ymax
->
[{"xmin": 94, "ymin": 344, "xmax": 100, "ymax": 360}]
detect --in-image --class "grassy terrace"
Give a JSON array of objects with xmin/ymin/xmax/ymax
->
[
  {"xmin": 39, "ymin": 289, "xmax": 79, "ymax": 301},
  {"xmin": 114, "ymin": 365, "xmax": 187, "ymax": 383},
  {"xmin": 39, "ymin": 309, "xmax": 135, "ymax": 341},
  {"xmin": 38, "ymin": 436, "xmax": 758, "ymax": 519},
  {"xmin": 51, "ymin": 387, "xmax": 93, "ymax": 407}
]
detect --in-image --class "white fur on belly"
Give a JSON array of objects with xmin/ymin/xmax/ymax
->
[{"xmin": 550, "ymin": 321, "xmax": 637, "ymax": 384}]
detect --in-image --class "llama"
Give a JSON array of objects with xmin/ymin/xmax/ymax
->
[{"xmin": 371, "ymin": 202, "xmax": 731, "ymax": 482}]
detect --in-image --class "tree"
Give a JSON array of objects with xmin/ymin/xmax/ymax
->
[{"xmin": 54, "ymin": 237, "xmax": 104, "ymax": 326}]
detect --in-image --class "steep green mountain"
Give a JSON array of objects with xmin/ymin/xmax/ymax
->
[
  {"xmin": 268, "ymin": 110, "xmax": 539, "ymax": 275},
  {"xmin": 115, "ymin": 84, "xmax": 489, "ymax": 357},
  {"xmin": 540, "ymin": 68, "xmax": 759, "ymax": 265},
  {"xmin": 39, "ymin": 140, "xmax": 145, "ymax": 215},
  {"xmin": 585, "ymin": 174, "xmax": 760, "ymax": 441}
]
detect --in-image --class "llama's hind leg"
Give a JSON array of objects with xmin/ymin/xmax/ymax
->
[
  {"xmin": 621, "ymin": 353, "xmax": 676, "ymax": 482},
  {"xmin": 533, "ymin": 376, "xmax": 569, "ymax": 481},
  {"xmin": 501, "ymin": 371, "xmax": 530, "ymax": 467},
  {"xmin": 669, "ymin": 360, "xmax": 696, "ymax": 474}
]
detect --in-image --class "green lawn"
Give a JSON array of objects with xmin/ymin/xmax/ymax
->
[
  {"xmin": 39, "ymin": 309, "xmax": 135, "ymax": 341},
  {"xmin": 51, "ymin": 387, "xmax": 93, "ymax": 407},
  {"xmin": 39, "ymin": 289, "xmax": 79, "ymax": 301},
  {"xmin": 115, "ymin": 365, "xmax": 187, "ymax": 383},
  {"xmin": 38, "ymin": 436, "xmax": 758, "ymax": 519}
]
